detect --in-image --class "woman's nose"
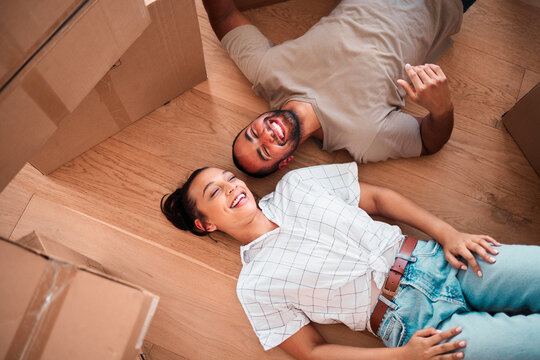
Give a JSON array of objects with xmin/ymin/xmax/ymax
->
[{"xmin": 225, "ymin": 182, "xmax": 235, "ymax": 194}]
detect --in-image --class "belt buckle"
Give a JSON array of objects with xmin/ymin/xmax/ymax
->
[{"xmin": 382, "ymin": 286, "xmax": 397, "ymax": 298}]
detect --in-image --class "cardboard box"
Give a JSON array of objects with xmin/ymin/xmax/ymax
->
[
  {"xmin": 0, "ymin": 0, "xmax": 83, "ymax": 89},
  {"xmin": 30, "ymin": 0, "xmax": 207, "ymax": 174},
  {"xmin": 0, "ymin": 0, "xmax": 150, "ymax": 191},
  {"xmin": 16, "ymin": 231, "xmax": 106, "ymax": 274},
  {"xmin": 502, "ymin": 83, "xmax": 540, "ymax": 177},
  {"xmin": 0, "ymin": 235, "xmax": 159, "ymax": 360}
]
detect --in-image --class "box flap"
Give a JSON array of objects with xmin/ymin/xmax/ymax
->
[
  {"xmin": 0, "ymin": 238, "xmax": 159, "ymax": 359},
  {"xmin": 502, "ymin": 83, "xmax": 540, "ymax": 177}
]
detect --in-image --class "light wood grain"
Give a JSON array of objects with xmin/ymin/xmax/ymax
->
[
  {"xmin": 436, "ymin": 42, "xmax": 524, "ymax": 128},
  {"xmin": 0, "ymin": 182, "xmax": 33, "ymax": 238},
  {"xmin": 454, "ymin": 0, "xmax": 540, "ymax": 73},
  {"xmin": 142, "ymin": 341, "xmax": 189, "ymax": 360},
  {"xmin": 2, "ymin": 0, "xmax": 540, "ymax": 359}
]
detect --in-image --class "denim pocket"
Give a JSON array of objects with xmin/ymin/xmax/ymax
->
[
  {"xmin": 403, "ymin": 240, "xmax": 466, "ymax": 306},
  {"xmin": 379, "ymin": 310, "xmax": 406, "ymax": 347},
  {"xmin": 412, "ymin": 239, "xmax": 440, "ymax": 257}
]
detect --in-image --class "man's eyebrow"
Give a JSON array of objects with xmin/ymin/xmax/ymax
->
[
  {"xmin": 244, "ymin": 127, "xmax": 269, "ymax": 161},
  {"xmin": 244, "ymin": 128, "xmax": 254, "ymax": 142},
  {"xmin": 256, "ymin": 149, "xmax": 269, "ymax": 162}
]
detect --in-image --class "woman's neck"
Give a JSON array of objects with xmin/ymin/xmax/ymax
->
[{"xmin": 230, "ymin": 209, "xmax": 278, "ymax": 245}]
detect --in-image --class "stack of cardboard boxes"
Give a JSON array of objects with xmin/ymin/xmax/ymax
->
[
  {"xmin": 0, "ymin": 0, "xmax": 207, "ymax": 189},
  {"xmin": 0, "ymin": 0, "xmax": 207, "ymax": 356}
]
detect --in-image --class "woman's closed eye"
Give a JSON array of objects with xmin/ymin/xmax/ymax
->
[{"xmin": 210, "ymin": 188, "xmax": 219, "ymax": 198}]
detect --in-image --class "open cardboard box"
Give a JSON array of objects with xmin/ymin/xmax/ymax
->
[
  {"xmin": 502, "ymin": 82, "xmax": 540, "ymax": 177},
  {"xmin": 0, "ymin": 0, "xmax": 150, "ymax": 191},
  {"xmin": 30, "ymin": 0, "xmax": 207, "ymax": 175},
  {"xmin": 0, "ymin": 234, "xmax": 159, "ymax": 360}
]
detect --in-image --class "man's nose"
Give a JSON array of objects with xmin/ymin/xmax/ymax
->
[{"xmin": 260, "ymin": 127, "xmax": 275, "ymax": 143}]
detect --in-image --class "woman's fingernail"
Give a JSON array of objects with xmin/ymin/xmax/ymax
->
[
  {"xmin": 494, "ymin": 249, "xmax": 499, "ymax": 254},
  {"xmin": 405, "ymin": 63, "xmax": 411, "ymax": 69},
  {"xmin": 477, "ymin": 270, "xmax": 483, "ymax": 277},
  {"xmin": 457, "ymin": 352, "xmax": 464, "ymax": 359},
  {"xmin": 460, "ymin": 265, "xmax": 467, "ymax": 271},
  {"xmin": 456, "ymin": 327, "xmax": 462, "ymax": 332},
  {"xmin": 459, "ymin": 341, "xmax": 466, "ymax": 347},
  {"xmin": 489, "ymin": 257, "xmax": 496, "ymax": 263}
]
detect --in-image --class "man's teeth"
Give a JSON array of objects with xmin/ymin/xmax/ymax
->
[
  {"xmin": 270, "ymin": 122, "xmax": 284, "ymax": 139},
  {"xmin": 231, "ymin": 193, "xmax": 246, "ymax": 208}
]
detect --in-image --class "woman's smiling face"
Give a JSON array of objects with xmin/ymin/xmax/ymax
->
[{"xmin": 188, "ymin": 167, "xmax": 258, "ymax": 232}]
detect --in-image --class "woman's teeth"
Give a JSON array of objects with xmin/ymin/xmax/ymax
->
[{"xmin": 231, "ymin": 193, "xmax": 246, "ymax": 208}]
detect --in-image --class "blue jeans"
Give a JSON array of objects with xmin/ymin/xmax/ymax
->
[{"xmin": 376, "ymin": 240, "xmax": 540, "ymax": 360}]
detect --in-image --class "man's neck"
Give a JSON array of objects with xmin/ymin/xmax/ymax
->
[{"xmin": 282, "ymin": 100, "xmax": 323, "ymax": 143}]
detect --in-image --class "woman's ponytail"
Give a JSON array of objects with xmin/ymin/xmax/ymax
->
[{"xmin": 160, "ymin": 167, "xmax": 209, "ymax": 236}]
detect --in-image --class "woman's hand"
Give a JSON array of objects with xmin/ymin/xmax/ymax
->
[
  {"xmin": 400, "ymin": 327, "xmax": 466, "ymax": 360},
  {"xmin": 439, "ymin": 231, "xmax": 501, "ymax": 277}
]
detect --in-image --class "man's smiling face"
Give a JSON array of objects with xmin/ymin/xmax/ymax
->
[{"xmin": 233, "ymin": 110, "xmax": 301, "ymax": 176}]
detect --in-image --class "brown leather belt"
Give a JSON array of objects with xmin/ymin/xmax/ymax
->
[{"xmin": 369, "ymin": 236, "xmax": 418, "ymax": 335}]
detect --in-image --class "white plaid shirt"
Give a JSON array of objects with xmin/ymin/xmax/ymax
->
[{"xmin": 237, "ymin": 162, "xmax": 404, "ymax": 350}]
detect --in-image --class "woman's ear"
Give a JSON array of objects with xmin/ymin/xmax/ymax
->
[{"xmin": 194, "ymin": 219, "xmax": 216, "ymax": 233}]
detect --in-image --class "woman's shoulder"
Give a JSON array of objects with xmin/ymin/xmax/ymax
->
[{"xmin": 279, "ymin": 162, "xmax": 358, "ymax": 186}]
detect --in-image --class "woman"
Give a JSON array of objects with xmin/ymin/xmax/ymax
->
[{"xmin": 161, "ymin": 162, "xmax": 539, "ymax": 360}]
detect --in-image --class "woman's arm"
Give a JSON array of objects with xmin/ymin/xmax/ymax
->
[
  {"xmin": 358, "ymin": 182, "xmax": 500, "ymax": 277},
  {"xmin": 279, "ymin": 323, "xmax": 466, "ymax": 360}
]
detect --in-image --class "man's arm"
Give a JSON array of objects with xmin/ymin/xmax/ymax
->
[
  {"xmin": 397, "ymin": 64, "xmax": 454, "ymax": 155},
  {"xmin": 358, "ymin": 182, "xmax": 500, "ymax": 277},
  {"xmin": 279, "ymin": 323, "xmax": 465, "ymax": 360},
  {"xmin": 202, "ymin": 0, "xmax": 252, "ymax": 40}
]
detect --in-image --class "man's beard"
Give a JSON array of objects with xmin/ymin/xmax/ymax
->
[{"xmin": 267, "ymin": 109, "xmax": 301, "ymax": 158}]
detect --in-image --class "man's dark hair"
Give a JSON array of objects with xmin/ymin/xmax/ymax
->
[{"xmin": 232, "ymin": 130, "xmax": 280, "ymax": 178}]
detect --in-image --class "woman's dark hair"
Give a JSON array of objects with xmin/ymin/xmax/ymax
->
[{"xmin": 160, "ymin": 167, "xmax": 209, "ymax": 236}]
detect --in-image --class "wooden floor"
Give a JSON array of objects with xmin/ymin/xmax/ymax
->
[{"xmin": 1, "ymin": 0, "xmax": 540, "ymax": 359}]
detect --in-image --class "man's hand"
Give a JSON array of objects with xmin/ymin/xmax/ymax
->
[
  {"xmin": 397, "ymin": 64, "xmax": 453, "ymax": 118},
  {"xmin": 438, "ymin": 230, "xmax": 501, "ymax": 277},
  {"xmin": 399, "ymin": 327, "xmax": 466, "ymax": 360}
]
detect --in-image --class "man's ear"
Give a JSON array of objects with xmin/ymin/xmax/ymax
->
[
  {"xmin": 278, "ymin": 155, "xmax": 294, "ymax": 170},
  {"xmin": 195, "ymin": 219, "xmax": 217, "ymax": 232}
]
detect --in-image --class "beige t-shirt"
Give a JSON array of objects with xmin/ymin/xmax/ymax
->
[{"xmin": 222, "ymin": 0, "xmax": 463, "ymax": 163}]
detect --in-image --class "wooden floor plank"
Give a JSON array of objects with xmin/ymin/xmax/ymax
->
[
  {"xmin": 436, "ymin": 42, "xmax": 524, "ymax": 127},
  {"xmin": 2, "ymin": 0, "xmax": 540, "ymax": 358},
  {"xmin": 0, "ymin": 182, "xmax": 33, "ymax": 239},
  {"xmin": 454, "ymin": 0, "xmax": 540, "ymax": 73}
]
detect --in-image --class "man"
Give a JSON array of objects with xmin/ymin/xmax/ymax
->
[{"xmin": 203, "ymin": 0, "xmax": 472, "ymax": 177}]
